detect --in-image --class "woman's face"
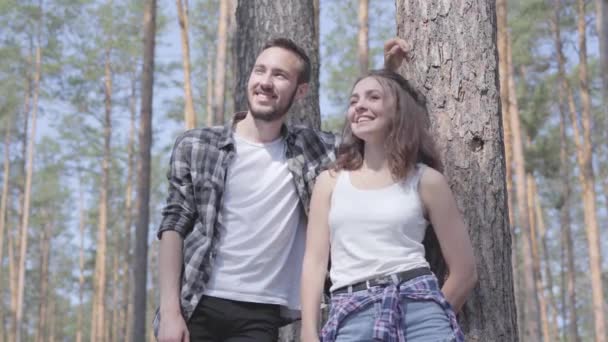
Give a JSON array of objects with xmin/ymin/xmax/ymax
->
[{"xmin": 347, "ymin": 76, "xmax": 396, "ymax": 143}]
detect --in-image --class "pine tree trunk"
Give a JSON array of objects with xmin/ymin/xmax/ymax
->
[
  {"xmin": 357, "ymin": 0, "xmax": 369, "ymax": 74},
  {"xmin": 496, "ymin": 2, "xmax": 521, "ymax": 337},
  {"xmin": 596, "ymin": 0, "xmax": 608, "ymax": 125},
  {"xmin": 15, "ymin": 28, "xmax": 42, "ymax": 342},
  {"xmin": 131, "ymin": 0, "xmax": 156, "ymax": 340},
  {"xmin": 234, "ymin": 0, "xmax": 320, "ymax": 128},
  {"xmin": 35, "ymin": 220, "xmax": 51, "ymax": 342},
  {"xmin": 76, "ymin": 181, "xmax": 85, "ymax": 342},
  {"xmin": 532, "ymin": 181, "xmax": 559, "ymax": 341},
  {"xmin": 8, "ymin": 233, "xmax": 17, "ymax": 342},
  {"xmin": 121, "ymin": 75, "xmax": 137, "ymax": 342},
  {"xmin": 526, "ymin": 174, "xmax": 550, "ymax": 342},
  {"xmin": 576, "ymin": 1, "xmax": 606, "ymax": 340},
  {"xmin": 507, "ymin": 35, "xmax": 541, "ymax": 341},
  {"xmin": 550, "ymin": 4, "xmax": 580, "ymax": 339},
  {"xmin": 176, "ymin": 0, "xmax": 196, "ymax": 129},
  {"xmin": 213, "ymin": 0, "xmax": 230, "ymax": 125},
  {"xmin": 0, "ymin": 112, "xmax": 12, "ymax": 283},
  {"xmin": 9, "ymin": 66, "xmax": 31, "ymax": 342},
  {"xmin": 92, "ymin": 44, "xmax": 113, "ymax": 342},
  {"xmin": 395, "ymin": 1, "xmax": 517, "ymax": 340},
  {"xmin": 206, "ymin": 53, "xmax": 214, "ymax": 127}
]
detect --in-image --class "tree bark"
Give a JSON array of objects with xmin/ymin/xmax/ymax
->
[
  {"xmin": 121, "ymin": 74, "xmax": 137, "ymax": 342},
  {"xmin": 76, "ymin": 179, "xmax": 85, "ymax": 342},
  {"xmin": 213, "ymin": 0, "xmax": 230, "ymax": 125},
  {"xmin": 507, "ymin": 35, "xmax": 541, "ymax": 341},
  {"xmin": 206, "ymin": 53, "xmax": 214, "ymax": 127},
  {"xmin": 395, "ymin": 1, "xmax": 517, "ymax": 340},
  {"xmin": 15, "ymin": 18, "xmax": 42, "ymax": 342},
  {"xmin": 176, "ymin": 0, "xmax": 196, "ymax": 129},
  {"xmin": 496, "ymin": 2, "xmax": 522, "ymax": 337},
  {"xmin": 532, "ymin": 181, "xmax": 559, "ymax": 341},
  {"xmin": 595, "ymin": 0, "xmax": 608, "ymax": 126},
  {"xmin": 234, "ymin": 0, "xmax": 320, "ymax": 128},
  {"xmin": 549, "ymin": 2, "xmax": 580, "ymax": 339},
  {"xmin": 526, "ymin": 173, "xmax": 549, "ymax": 342},
  {"xmin": 35, "ymin": 220, "xmax": 51, "ymax": 342},
  {"xmin": 0, "ymin": 112, "xmax": 12, "ymax": 283},
  {"xmin": 357, "ymin": 0, "xmax": 369, "ymax": 74},
  {"xmin": 91, "ymin": 42, "xmax": 113, "ymax": 342},
  {"xmin": 211, "ymin": 0, "xmax": 231, "ymax": 125},
  {"xmin": 131, "ymin": 0, "xmax": 156, "ymax": 340},
  {"xmin": 576, "ymin": 1, "xmax": 606, "ymax": 340}
]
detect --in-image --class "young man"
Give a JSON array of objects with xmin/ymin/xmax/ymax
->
[{"xmin": 156, "ymin": 37, "xmax": 408, "ymax": 342}]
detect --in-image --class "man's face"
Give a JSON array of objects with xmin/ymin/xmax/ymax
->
[{"xmin": 246, "ymin": 47, "xmax": 307, "ymax": 122}]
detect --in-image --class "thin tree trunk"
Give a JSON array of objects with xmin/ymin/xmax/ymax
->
[
  {"xmin": 395, "ymin": 1, "xmax": 517, "ymax": 339},
  {"xmin": 532, "ymin": 182, "xmax": 559, "ymax": 341},
  {"xmin": 206, "ymin": 54, "xmax": 214, "ymax": 127},
  {"xmin": 176, "ymin": 0, "xmax": 196, "ymax": 129},
  {"xmin": 526, "ymin": 173, "xmax": 550, "ymax": 342},
  {"xmin": 47, "ymin": 295, "xmax": 55, "ymax": 342},
  {"xmin": 9, "ymin": 53, "xmax": 32, "ymax": 342},
  {"xmin": 235, "ymin": 0, "xmax": 321, "ymax": 128},
  {"xmin": 596, "ymin": 0, "xmax": 608, "ymax": 122},
  {"xmin": 507, "ymin": 35, "xmax": 541, "ymax": 341},
  {"xmin": 121, "ymin": 75, "xmax": 137, "ymax": 342},
  {"xmin": 111, "ymin": 252, "xmax": 120, "ymax": 342},
  {"xmin": 8, "ymin": 233, "xmax": 17, "ymax": 342},
  {"xmin": 357, "ymin": 0, "xmax": 369, "ymax": 74},
  {"xmin": 15, "ymin": 19, "xmax": 42, "ymax": 342},
  {"xmin": 213, "ymin": 0, "xmax": 229, "ymax": 125},
  {"xmin": 35, "ymin": 220, "xmax": 51, "ymax": 342},
  {"xmin": 92, "ymin": 43, "xmax": 113, "ymax": 342},
  {"xmin": 526, "ymin": 174, "xmax": 551, "ymax": 342},
  {"xmin": 576, "ymin": 1, "xmax": 606, "ymax": 340},
  {"xmin": 76, "ymin": 180, "xmax": 85, "ymax": 342},
  {"xmin": 131, "ymin": 0, "xmax": 156, "ymax": 340},
  {"xmin": 0, "ymin": 112, "xmax": 12, "ymax": 282},
  {"xmin": 550, "ymin": 4, "xmax": 581, "ymax": 339}
]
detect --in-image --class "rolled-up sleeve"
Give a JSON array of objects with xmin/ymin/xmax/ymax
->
[{"xmin": 157, "ymin": 134, "xmax": 198, "ymax": 239}]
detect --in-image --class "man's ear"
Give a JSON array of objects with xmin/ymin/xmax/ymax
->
[{"xmin": 295, "ymin": 83, "xmax": 309, "ymax": 100}]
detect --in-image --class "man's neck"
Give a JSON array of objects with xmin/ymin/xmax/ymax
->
[{"xmin": 234, "ymin": 111, "xmax": 286, "ymax": 144}]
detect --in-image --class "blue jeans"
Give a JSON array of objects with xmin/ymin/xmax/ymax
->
[{"xmin": 334, "ymin": 296, "xmax": 455, "ymax": 341}]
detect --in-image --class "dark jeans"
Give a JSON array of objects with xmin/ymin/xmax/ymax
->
[{"xmin": 188, "ymin": 296, "xmax": 282, "ymax": 342}]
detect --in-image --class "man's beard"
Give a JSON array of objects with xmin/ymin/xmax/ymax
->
[{"xmin": 247, "ymin": 87, "xmax": 298, "ymax": 122}]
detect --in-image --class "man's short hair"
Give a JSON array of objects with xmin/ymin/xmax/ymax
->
[{"xmin": 261, "ymin": 37, "xmax": 311, "ymax": 85}]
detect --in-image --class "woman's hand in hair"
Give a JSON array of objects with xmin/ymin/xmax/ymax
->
[{"xmin": 384, "ymin": 38, "xmax": 410, "ymax": 72}]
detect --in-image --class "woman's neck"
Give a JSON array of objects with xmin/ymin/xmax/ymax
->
[{"xmin": 361, "ymin": 141, "xmax": 390, "ymax": 172}]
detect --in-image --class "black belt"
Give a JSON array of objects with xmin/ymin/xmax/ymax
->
[{"xmin": 331, "ymin": 267, "xmax": 432, "ymax": 295}]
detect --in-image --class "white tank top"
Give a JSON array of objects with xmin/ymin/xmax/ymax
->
[
  {"xmin": 204, "ymin": 134, "xmax": 305, "ymax": 311},
  {"xmin": 328, "ymin": 164, "xmax": 430, "ymax": 291}
]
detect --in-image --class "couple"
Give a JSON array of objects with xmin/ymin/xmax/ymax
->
[{"xmin": 156, "ymin": 37, "xmax": 477, "ymax": 342}]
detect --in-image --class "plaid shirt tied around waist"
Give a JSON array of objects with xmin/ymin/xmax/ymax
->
[
  {"xmin": 320, "ymin": 274, "xmax": 465, "ymax": 342},
  {"xmin": 153, "ymin": 112, "xmax": 337, "ymax": 332}
]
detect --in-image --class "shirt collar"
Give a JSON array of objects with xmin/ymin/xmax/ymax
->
[{"xmin": 219, "ymin": 111, "xmax": 295, "ymax": 150}]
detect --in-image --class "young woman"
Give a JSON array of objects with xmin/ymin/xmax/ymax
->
[{"xmin": 300, "ymin": 70, "xmax": 477, "ymax": 342}]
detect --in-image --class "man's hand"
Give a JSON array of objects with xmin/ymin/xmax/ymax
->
[
  {"xmin": 158, "ymin": 311, "xmax": 189, "ymax": 342},
  {"xmin": 384, "ymin": 37, "xmax": 410, "ymax": 71}
]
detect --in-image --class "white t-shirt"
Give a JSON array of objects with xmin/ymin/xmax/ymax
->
[
  {"xmin": 203, "ymin": 133, "xmax": 305, "ymax": 311},
  {"xmin": 328, "ymin": 165, "xmax": 430, "ymax": 291}
]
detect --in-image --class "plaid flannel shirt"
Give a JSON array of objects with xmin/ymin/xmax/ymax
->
[
  {"xmin": 321, "ymin": 274, "xmax": 465, "ymax": 342},
  {"xmin": 154, "ymin": 112, "xmax": 337, "ymax": 332}
]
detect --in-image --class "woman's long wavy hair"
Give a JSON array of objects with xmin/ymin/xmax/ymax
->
[
  {"xmin": 333, "ymin": 69, "xmax": 448, "ymax": 283},
  {"xmin": 334, "ymin": 69, "xmax": 442, "ymax": 178}
]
